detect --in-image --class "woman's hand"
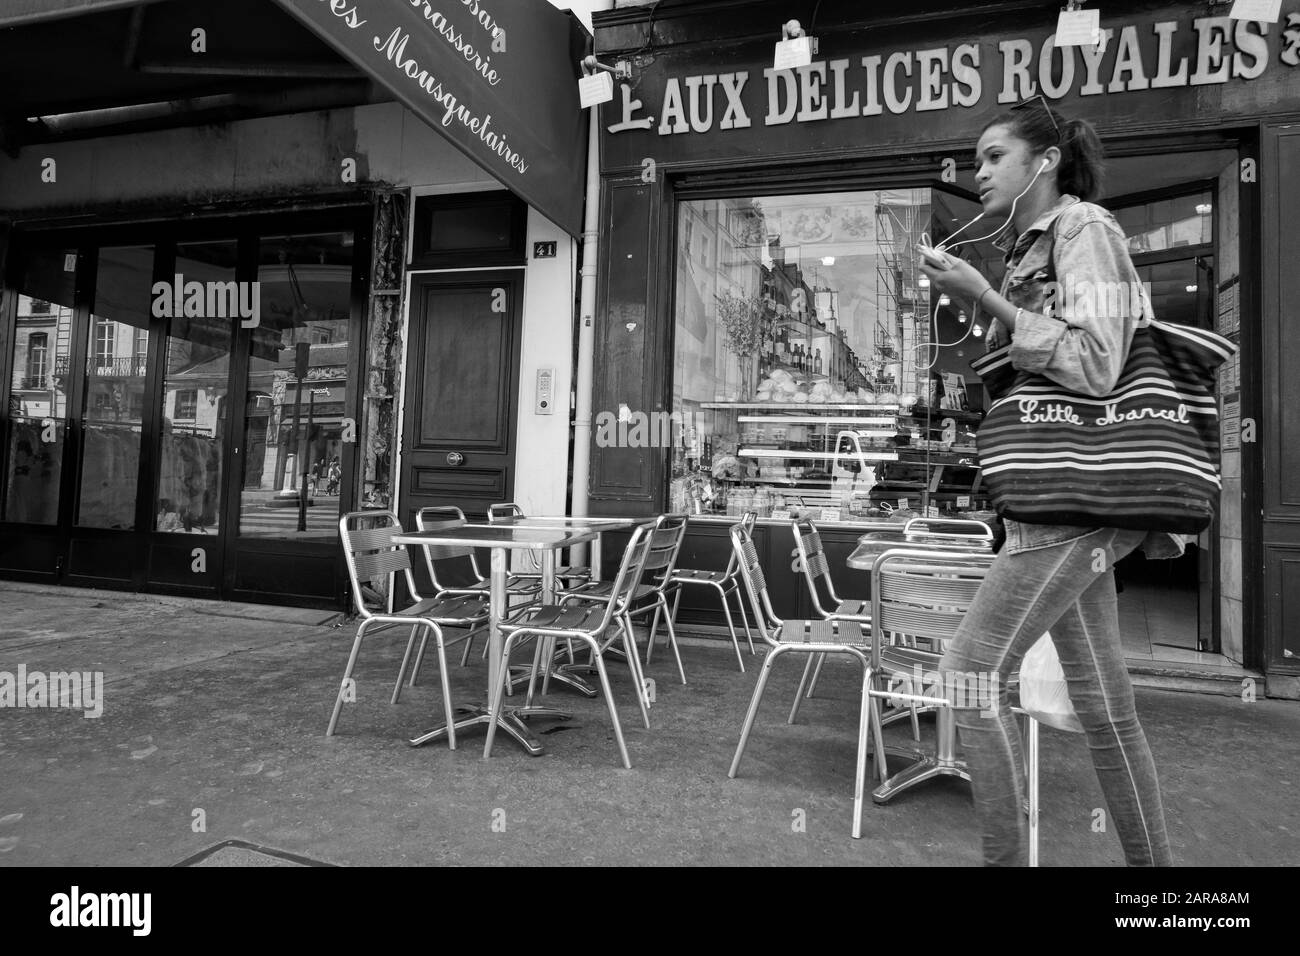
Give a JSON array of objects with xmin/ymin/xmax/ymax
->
[{"xmin": 920, "ymin": 254, "xmax": 992, "ymax": 306}]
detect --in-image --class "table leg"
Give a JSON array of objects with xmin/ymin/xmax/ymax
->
[{"xmin": 410, "ymin": 546, "xmax": 548, "ymax": 755}]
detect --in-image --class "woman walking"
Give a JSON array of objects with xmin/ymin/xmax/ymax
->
[{"xmin": 920, "ymin": 100, "xmax": 1174, "ymax": 866}]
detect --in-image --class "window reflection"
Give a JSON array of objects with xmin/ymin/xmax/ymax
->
[
  {"xmin": 4, "ymin": 249, "xmax": 77, "ymax": 524},
  {"xmin": 155, "ymin": 241, "xmax": 235, "ymax": 534},
  {"xmin": 671, "ymin": 189, "xmax": 996, "ymax": 521},
  {"xmin": 238, "ymin": 232, "xmax": 354, "ymax": 539}
]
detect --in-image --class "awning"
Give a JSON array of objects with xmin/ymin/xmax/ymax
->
[
  {"xmin": 0, "ymin": 0, "xmax": 165, "ymax": 28},
  {"xmin": 270, "ymin": 0, "xmax": 588, "ymax": 237}
]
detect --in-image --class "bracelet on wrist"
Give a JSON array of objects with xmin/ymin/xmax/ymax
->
[{"xmin": 977, "ymin": 287, "xmax": 995, "ymax": 313}]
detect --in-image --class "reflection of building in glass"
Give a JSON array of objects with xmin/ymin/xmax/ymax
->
[{"xmin": 11, "ymin": 295, "xmax": 72, "ymax": 419}]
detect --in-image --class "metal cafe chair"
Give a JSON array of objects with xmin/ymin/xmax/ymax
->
[
  {"xmin": 862, "ymin": 548, "xmax": 995, "ymax": 808},
  {"xmin": 666, "ymin": 512, "xmax": 756, "ymax": 672},
  {"xmin": 415, "ymin": 506, "xmax": 541, "ymax": 665},
  {"xmin": 487, "ymin": 502, "xmax": 592, "ymax": 586},
  {"xmin": 484, "ymin": 523, "xmax": 657, "ymax": 769},
  {"xmin": 857, "ymin": 547, "xmax": 1045, "ymax": 860},
  {"xmin": 727, "ymin": 519, "xmax": 877, "ymax": 835},
  {"xmin": 562, "ymin": 514, "xmax": 690, "ymax": 685},
  {"xmin": 789, "ymin": 515, "xmax": 878, "ymax": 720},
  {"xmin": 328, "ymin": 510, "xmax": 489, "ymax": 746}
]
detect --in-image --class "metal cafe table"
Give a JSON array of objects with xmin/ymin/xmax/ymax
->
[
  {"xmin": 485, "ymin": 516, "xmax": 645, "ymax": 698},
  {"xmin": 390, "ymin": 523, "xmax": 601, "ymax": 757},
  {"xmin": 845, "ymin": 519, "xmax": 995, "ymax": 803}
]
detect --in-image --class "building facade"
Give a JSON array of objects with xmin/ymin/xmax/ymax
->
[
  {"xmin": 0, "ymin": 0, "xmax": 587, "ymax": 607},
  {"xmin": 589, "ymin": 0, "xmax": 1300, "ymax": 696}
]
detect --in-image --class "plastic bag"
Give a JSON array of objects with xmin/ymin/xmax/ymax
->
[{"xmin": 1018, "ymin": 633, "xmax": 1083, "ymax": 734}]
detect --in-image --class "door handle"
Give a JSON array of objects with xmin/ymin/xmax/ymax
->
[{"xmin": 446, "ymin": 452, "xmax": 465, "ymax": 466}]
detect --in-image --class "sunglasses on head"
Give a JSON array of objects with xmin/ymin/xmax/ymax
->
[{"xmin": 1012, "ymin": 94, "xmax": 1062, "ymax": 142}]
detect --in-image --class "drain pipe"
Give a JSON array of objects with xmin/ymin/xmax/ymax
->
[{"xmin": 570, "ymin": 58, "xmax": 603, "ymax": 522}]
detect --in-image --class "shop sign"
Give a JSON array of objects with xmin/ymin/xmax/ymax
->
[
  {"xmin": 272, "ymin": 0, "xmax": 587, "ymax": 236},
  {"xmin": 601, "ymin": 3, "xmax": 1300, "ymax": 170}
]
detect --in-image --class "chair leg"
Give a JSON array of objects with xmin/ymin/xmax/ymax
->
[
  {"xmin": 870, "ymin": 692, "xmax": 890, "ymax": 784},
  {"xmin": 728, "ymin": 582, "xmax": 756, "ymax": 655},
  {"xmin": 728, "ymin": 647, "xmax": 784, "ymax": 778},
  {"xmin": 409, "ymin": 624, "xmax": 432, "ymax": 686},
  {"xmin": 585, "ymin": 638, "xmax": 631, "ymax": 769},
  {"xmin": 852, "ymin": 664, "xmax": 874, "ymax": 839},
  {"xmin": 391, "ymin": 624, "xmax": 421, "ymax": 704},
  {"xmin": 618, "ymin": 614, "xmax": 652, "ymax": 730},
  {"xmin": 789, "ymin": 653, "xmax": 816, "ymax": 725},
  {"xmin": 806, "ymin": 651, "xmax": 827, "ymax": 699},
  {"xmin": 1027, "ymin": 715, "xmax": 1040, "ymax": 867},
  {"xmin": 525, "ymin": 632, "xmax": 547, "ymax": 708},
  {"xmin": 711, "ymin": 583, "xmax": 746, "ymax": 672},
  {"xmin": 645, "ymin": 596, "xmax": 661, "ymax": 664},
  {"xmin": 434, "ymin": 630, "xmax": 456, "ymax": 751},
  {"xmin": 326, "ymin": 622, "xmax": 369, "ymax": 736},
  {"xmin": 460, "ymin": 629, "xmax": 476, "ymax": 667},
  {"xmin": 659, "ymin": 595, "xmax": 686, "ymax": 685}
]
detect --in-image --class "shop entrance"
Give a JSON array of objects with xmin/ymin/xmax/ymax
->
[
  {"xmin": 397, "ymin": 271, "xmax": 524, "ymax": 526},
  {"xmin": 0, "ymin": 209, "xmax": 369, "ymax": 607}
]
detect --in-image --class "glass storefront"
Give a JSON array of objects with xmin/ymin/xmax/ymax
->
[
  {"xmin": 0, "ymin": 210, "xmax": 366, "ymax": 603},
  {"xmin": 670, "ymin": 187, "xmax": 999, "ymax": 524}
]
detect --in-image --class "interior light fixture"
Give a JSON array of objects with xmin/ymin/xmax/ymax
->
[
  {"xmin": 972, "ymin": 324, "xmax": 984, "ymax": 337},
  {"xmin": 821, "ymin": 256, "xmax": 835, "ymax": 266},
  {"xmin": 938, "ymin": 293, "xmax": 951, "ymax": 306},
  {"xmin": 958, "ymin": 310, "xmax": 968, "ymax": 324},
  {"xmin": 1196, "ymin": 203, "xmax": 1213, "ymax": 215},
  {"xmin": 918, "ymin": 275, "xmax": 931, "ymax": 288},
  {"xmin": 1186, "ymin": 284, "xmax": 1199, "ymax": 293}
]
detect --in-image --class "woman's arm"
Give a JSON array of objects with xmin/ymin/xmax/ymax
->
[{"xmin": 923, "ymin": 214, "xmax": 1140, "ymax": 397}]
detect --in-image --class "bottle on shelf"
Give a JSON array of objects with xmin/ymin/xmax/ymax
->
[{"xmin": 814, "ymin": 348, "xmax": 823, "ymax": 374}]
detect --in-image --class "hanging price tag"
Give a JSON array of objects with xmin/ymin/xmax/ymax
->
[
  {"xmin": 957, "ymin": 495, "xmax": 972, "ymax": 509},
  {"xmin": 1054, "ymin": 7, "xmax": 1102, "ymax": 47},
  {"xmin": 897, "ymin": 498, "xmax": 910, "ymax": 512},
  {"xmin": 63, "ymin": 253, "xmax": 77, "ymax": 272},
  {"xmin": 1228, "ymin": 0, "xmax": 1282, "ymax": 22}
]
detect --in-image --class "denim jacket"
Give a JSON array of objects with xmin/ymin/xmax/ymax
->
[{"xmin": 984, "ymin": 195, "xmax": 1184, "ymax": 560}]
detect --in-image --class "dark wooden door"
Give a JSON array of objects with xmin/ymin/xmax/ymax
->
[{"xmin": 399, "ymin": 272, "xmax": 523, "ymax": 527}]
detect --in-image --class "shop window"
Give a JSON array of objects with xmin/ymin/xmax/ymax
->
[
  {"xmin": 237, "ymin": 231, "xmax": 356, "ymax": 539},
  {"xmin": 29, "ymin": 298, "xmax": 51, "ymax": 314},
  {"xmin": 668, "ymin": 188, "xmax": 999, "ymax": 523},
  {"xmin": 4, "ymin": 247, "xmax": 77, "ymax": 525}
]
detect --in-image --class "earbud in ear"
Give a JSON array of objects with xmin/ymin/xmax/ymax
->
[{"xmin": 1039, "ymin": 158, "xmax": 1051, "ymax": 173}]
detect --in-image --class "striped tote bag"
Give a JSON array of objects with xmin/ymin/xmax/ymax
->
[{"xmin": 968, "ymin": 319, "xmax": 1236, "ymax": 533}]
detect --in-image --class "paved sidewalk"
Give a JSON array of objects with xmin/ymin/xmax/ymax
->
[{"xmin": 1, "ymin": 584, "xmax": 1297, "ymax": 867}]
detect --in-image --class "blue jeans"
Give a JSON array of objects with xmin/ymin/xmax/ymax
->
[{"xmin": 939, "ymin": 526, "xmax": 1173, "ymax": 866}]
